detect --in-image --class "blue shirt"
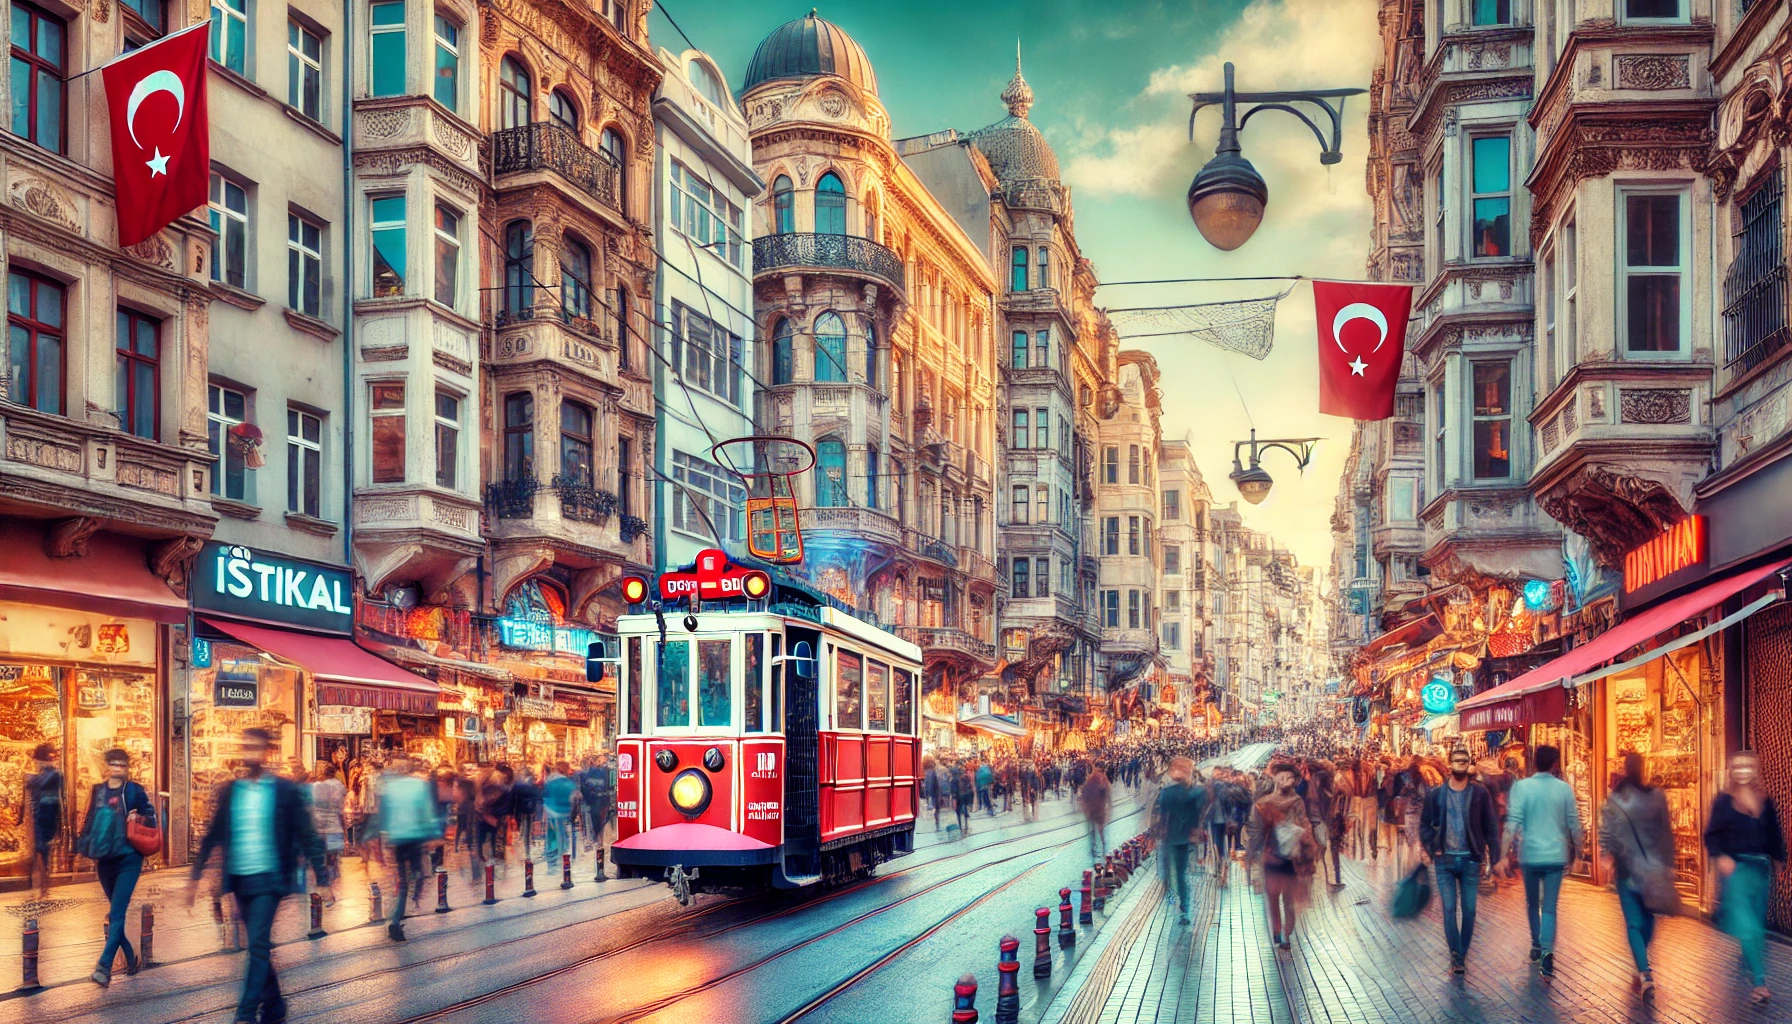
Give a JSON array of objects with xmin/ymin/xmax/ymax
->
[
  {"xmin": 1443, "ymin": 784, "xmax": 1471, "ymax": 854},
  {"xmin": 1505, "ymin": 772, "xmax": 1582, "ymax": 867},
  {"xmin": 228, "ymin": 775, "xmax": 279, "ymax": 877}
]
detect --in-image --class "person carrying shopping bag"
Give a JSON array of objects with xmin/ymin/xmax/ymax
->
[
  {"xmin": 1598, "ymin": 751, "xmax": 1679, "ymax": 999},
  {"xmin": 79, "ymin": 749, "xmax": 158, "ymax": 987}
]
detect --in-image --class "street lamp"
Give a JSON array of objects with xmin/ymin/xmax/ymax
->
[
  {"xmin": 1228, "ymin": 429, "xmax": 1321, "ymax": 504},
  {"xmin": 1187, "ymin": 63, "xmax": 1365, "ymax": 250}
]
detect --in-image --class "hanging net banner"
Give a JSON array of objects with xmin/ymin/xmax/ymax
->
[{"xmin": 1106, "ymin": 288, "xmax": 1292, "ymax": 361}]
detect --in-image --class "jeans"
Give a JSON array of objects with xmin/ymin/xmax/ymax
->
[
  {"xmin": 1265, "ymin": 869, "xmax": 1298, "ymax": 939},
  {"xmin": 544, "ymin": 812, "xmax": 571, "ymax": 859},
  {"xmin": 1432, "ymin": 854, "xmax": 1479, "ymax": 957},
  {"xmin": 1088, "ymin": 820, "xmax": 1107, "ymax": 860},
  {"xmin": 1166, "ymin": 843, "xmax": 1191, "ymax": 915},
  {"xmin": 390, "ymin": 841, "xmax": 425, "ymax": 927},
  {"xmin": 978, "ymin": 787, "xmax": 993, "ymax": 815},
  {"xmin": 1616, "ymin": 879, "xmax": 1655, "ymax": 973},
  {"xmin": 1521, "ymin": 864, "xmax": 1565, "ymax": 955},
  {"xmin": 95, "ymin": 853, "xmax": 143, "ymax": 971},
  {"xmin": 231, "ymin": 872, "xmax": 287, "ymax": 1023},
  {"xmin": 1209, "ymin": 822, "xmax": 1230, "ymax": 861},
  {"xmin": 1722, "ymin": 855, "xmax": 1772, "ymax": 986}
]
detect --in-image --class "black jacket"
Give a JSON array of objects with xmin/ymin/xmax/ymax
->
[
  {"xmin": 1419, "ymin": 780, "xmax": 1499, "ymax": 862},
  {"xmin": 1156, "ymin": 782, "xmax": 1210, "ymax": 844},
  {"xmin": 192, "ymin": 773, "xmax": 331, "ymax": 895}
]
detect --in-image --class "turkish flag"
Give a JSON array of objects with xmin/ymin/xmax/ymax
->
[
  {"xmin": 102, "ymin": 22, "xmax": 210, "ymax": 248},
  {"xmin": 1314, "ymin": 280, "xmax": 1415, "ymax": 421}
]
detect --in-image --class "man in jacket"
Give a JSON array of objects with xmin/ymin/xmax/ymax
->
[
  {"xmin": 19, "ymin": 743, "xmax": 61, "ymax": 899},
  {"xmin": 1499, "ymin": 743, "xmax": 1581, "ymax": 978},
  {"xmin": 187, "ymin": 728, "xmax": 332, "ymax": 1024},
  {"xmin": 1156, "ymin": 758, "xmax": 1209, "ymax": 923},
  {"xmin": 378, "ymin": 754, "xmax": 442, "ymax": 941},
  {"xmin": 1081, "ymin": 767, "xmax": 1112, "ymax": 860},
  {"xmin": 577, "ymin": 754, "xmax": 613, "ymax": 876},
  {"xmin": 1419, "ymin": 747, "xmax": 1500, "ymax": 973}
]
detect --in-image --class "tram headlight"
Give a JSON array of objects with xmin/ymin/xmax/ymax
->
[
  {"xmin": 654, "ymin": 749, "xmax": 678, "ymax": 773},
  {"xmin": 703, "ymin": 746, "xmax": 725, "ymax": 772},
  {"xmin": 743, "ymin": 571, "xmax": 769, "ymax": 599},
  {"xmin": 621, "ymin": 576, "xmax": 648, "ymax": 604},
  {"xmin": 669, "ymin": 768, "xmax": 712, "ymax": 816}
]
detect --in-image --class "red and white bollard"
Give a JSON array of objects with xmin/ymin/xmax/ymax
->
[
  {"xmin": 1058, "ymin": 887, "xmax": 1076, "ymax": 948},
  {"xmin": 951, "ymin": 972, "xmax": 979, "ymax": 1023},
  {"xmin": 17, "ymin": 916, "xmax": 41, "ymax": 993},
  {"xmin": 561, "ymin": 852, "xmax": 574, "ymax": 890},
  {"xmin": 522, "ymin": 858, "xmax": 537, "ymax": 898},
  {"xmin": 1032, "ymin": 907, "xmax": 1052, "ymax": 978},
  {"xmin": 307, "ymin": 892, "xmax": 326, "ymax": 939},
  {"xmin": 483, "ymin": 862, "xmax": 498, "ymax": 906},
  {"xmin": 435, "ymin": 868, "xmax": 451, "ymax": 914},
  {"xmin": 1080, "ymin": 869, "xmax": 1095, "ymax": 923},
  {"xmin": 994, "ymin": 934, "xmax": 1021, "ymax": 1024}
]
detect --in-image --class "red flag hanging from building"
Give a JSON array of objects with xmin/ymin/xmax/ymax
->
[
  {"xmin": 102, "ymin": 22, "xmax": 210, "ymax": 248},
  {"xmin": 1313, "ymin": 280, "xmax": 1414, "ymax": 421}
]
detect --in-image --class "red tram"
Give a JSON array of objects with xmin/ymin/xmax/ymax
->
[{"xmin": 607, "ymin": 550, "xmax": 923, "ymax": 903}]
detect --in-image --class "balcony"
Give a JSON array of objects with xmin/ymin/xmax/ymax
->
[
  {"xmin": 752, "ymin": 233, "xmax": 905, "ymax": 295},
  {"xmin": 899, "ymin": 626, "xmax": 998, "ymax": 665},
  {"xmin": 553, "ymin": 475, "xmax": 616, "ymax": 525},
  {"xmin": 958, "ymin": 547, "xmax": 997, "ymax": 584},
  {"xmin": 491, "ymin": 123, "xmax": 620, "ymax": 211},
  {"xmin": 904, "ymin": 527, "xmax": 959, "ymax": 568},
  {"xmin": 485, "ymin": 477, "xmax": 539, "ymax": 520},
  {"xmin": 798, "ymin": 505, "xmax": 902, "ymax": 545}
]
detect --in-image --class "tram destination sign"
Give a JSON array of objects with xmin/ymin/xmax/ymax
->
[{"xmin": 656, "ymin": 549, "xmax": 771, "ymax": 604}]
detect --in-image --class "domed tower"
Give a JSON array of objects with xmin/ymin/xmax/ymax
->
[{"xmin": 743, "ymin": 11, "xmax": 1002, "ymax": 692}]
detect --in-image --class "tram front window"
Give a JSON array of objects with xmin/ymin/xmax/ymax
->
[
  {"xmin": 698, "ymin": 639, "xmax": 731, "ymax": 727},
  {"xmin": 658, "ymin": 640, "xmax": 691, "ymax": 727},
  {"xmin": 626, "ymin": 636, "xmax": 643, "ymax": 733},
  {"xmin": 745, "ymin": 633, "xmax": 765, "ymax": 733}
]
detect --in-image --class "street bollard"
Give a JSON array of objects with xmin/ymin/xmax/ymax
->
[
  {"xmin": 523, "ymin": 858, "xmax": 537, "ymax": 898},
  {"xmin": 994, "ymin": 935, "xmax": 1021, "ymax": 1024},
  {"xmin": 17, "ymin": 917, "xmax": 41, "ymax": 993},
  {"xmin": 369, "ymin": 882, "xmax": 383, "ymax": 923},
  {"xmin": 561, "ymin": 852, "xmax": 574, "ymax": 890},
  {"xmin": 140, "ymin": 904, "xmax": 155, "ymax": 965},
  {"xmin": 1032, "ymin": 907, "xmax": 1052, "ymax": 978},
  {"xmin": 307, "ymin": 892, "xmax": 326, "ymax": 940},
  {"xmin": 951, "ymin": 972, "xmax": 979, "ymax": 1023},
  {"xmin": 436, "ymin": 868, "xmax": 451, "ymax": 914},
  {"xmin": 1058, "ymin": 887, "xmax": 1075, "ymax": 948},
  {"xmin": 211, "ymin": 893, "xmax": 225, "ymax": 925},
  {"xmin": 595, "ymin": 844, "xmax": 606, "ymax": 883},
  {"xmin": 1093, "ymin": 860, "xmax": 1108, "ymax": 910},
  {"xmin": 1079, "ymin": 870, "xmax": 1094, "ymax": 923},
  {"xmin": 431, "ymin": 845, "xmax": 443, "ymax": 872},
  {"xmin": 483, "ymin": 862, "xmax": 498, "ymax": 905}
]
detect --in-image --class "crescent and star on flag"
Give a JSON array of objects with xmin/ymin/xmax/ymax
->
[
  {"xmin": 126, "ymin": 69, "xmax": 185, "ymax": 178},
  {"xmin": 100, "ymin": 19, "xmax": 211, "ymax": 249},
  {"xmin": 1331, "ymin": 302, "xmax": 1389, "ymax": 378}
]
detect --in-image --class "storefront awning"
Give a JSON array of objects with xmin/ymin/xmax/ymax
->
[
  {"xmin": 203, "ymin": 617, "xmax": 439, "ymax": 714},
  {"xmin": 0, "ymin": 526, "xmax": 186, "ymax": 623},
  {"xmin": 1360, "ymin": 614, "xmax": 1442, "ymax": 657},
  {"xmin": 957, "ymin": 714, "xmax": 1027, "ymax": 738},
  {"xmin": 1457, "ymin": 556, "xmax": 1792, "ymax": 725}
]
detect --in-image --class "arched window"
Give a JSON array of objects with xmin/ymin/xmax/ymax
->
[
  {"xmin": 549, "ymin": 89, "xmax": 578, "ymax": 134},
  {"xmin": 866, "ymin": 445, "xmax": 879, "ymax": 509},
  {"xmin": 560, "ymin": 238, "xmax": 592, "ymax": 319},
  {"xmin": 503, "ymin": 221, "xmax": 533, "ymax": 314},
  {"xmin": 1010, "ymin": 245, "xmax": 1028, "ymax": 292},
  {"xmin": 814, "ymin": 311, "xmax": 847, "ymax": 382},
  {"xmin": 499, "ymin": 57, "xmax": 531, "ymax": 130},
  {"xmin": 815, "ymin": 172, "xmax": 846, "ymax": 235},
  {"xmin": 600, "ymin": 127, "xmax": 627, "ymax": 207},
  {"xmin": 688, "ymin": 59, "xmax": 726, "ymax": 108},
  {"xmin": 863, "ymin": 320, "xmax": 878, "ymax": 388},
  {"xmin": 503, "ymin": 392, "xmax": 534, "ymax": 481},
  {"xmin": 816, "ymin": 437, "xmax": 848, "ymax": 508},
  {"xmin": 772, "ymin": 175, "xmax": 794, "ymax": 234},
  {"xmin": 772, "ymin": 318, "xmax": 794, "ymax": 384}
]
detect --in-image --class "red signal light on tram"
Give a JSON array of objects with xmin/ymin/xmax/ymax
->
[
  {"xmin": 621, "ymin": 576, "xmax": 648, "ymax": 604},
  {"xmin": 742, "ymin": 571, "xmax": 769, "ymax": 599}
]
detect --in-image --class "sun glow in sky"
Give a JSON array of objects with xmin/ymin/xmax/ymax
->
[{"xmin": 654, "ymin": 0, "xmax": 1380, "ymax": 571}]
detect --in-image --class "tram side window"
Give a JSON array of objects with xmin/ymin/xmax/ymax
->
[
  {"xmin": 771, "ymin": 633, "xmax": 784, "ymax": 732},
  {"xmin": 894, "ymin": 668, "xmax": 915, "ymax": 734},
  {"xmin": 835, "ymin": 650, "xmax": 863, "ymax": 730},
  {"xmin": 745, "ymin": 633, "xmax": 765, "ymax": 733},
  {"xmin": 866, "ymin": 660, "xmax": 889, "ymax": 731},
  {"xmin": 626, "ymin": 636, "xmax": 643, "ymax": 734},
  {"xmin": 658, "ymin": 640, "xmax": 691, "ymax": 727},
  {"xmin": 699, "ymin": 638, "xmax": 731, "ymax": 727}
]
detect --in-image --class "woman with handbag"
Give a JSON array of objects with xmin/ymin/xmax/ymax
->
[
  {"xmin": 78, "ymin": 748, "xmax": 159, "ymax": 987},
  {"xmin": 1705, "ymin": 750, "xmax": 1787, "ymax": 1005},
  {"xmin": 1598, "ymin": 751, "xmax": 1678, "ymax": 998}
]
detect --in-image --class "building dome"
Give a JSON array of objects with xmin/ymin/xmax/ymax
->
[
  {"xmin": 742, "ymin": 10, "xmax": 878, "ymax": 97},
  {"xmin": 969, "ymin": 48, "xmax": 1059, "ymax": 182}
]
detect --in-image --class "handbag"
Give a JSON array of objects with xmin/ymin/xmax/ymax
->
[
  {"xmin": 1391, "ymin": 863, "xmax": 1432, "ymax": 919},
  {"xmin": 126, "ymin": 809, "xmax": 162, "ymax": 856},
  {"xmin": 1616, "ymin": 802, "xmax": 1680, "ymax": 915}
]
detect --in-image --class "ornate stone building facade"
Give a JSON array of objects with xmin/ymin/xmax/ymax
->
[{"xmin": 1096, "ymin": 352, "xmax": 1166, "ymax": 701}]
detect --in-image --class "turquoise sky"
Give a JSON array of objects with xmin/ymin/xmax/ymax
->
[{"xmin": 650, "ymin": 0, "xmax": 1381, "ymax": 572}]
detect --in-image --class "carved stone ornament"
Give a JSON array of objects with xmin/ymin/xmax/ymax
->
[
  {"xmin": 1464, "ymin": 43, "xmax": 1511, "ymax": 71},
  {"xmin": 45, "ymin": 517, "xmax": 100, "ymax": 557},
  {"xmin": 124, "ymin": 234, "xmax": 177, "ymax": 270},
  {"xmin": 1539, "ymin": 465, "xmax": 1689, "ymax": 567},
  {"xmin": 10, "ymin": 176, "xmax": 79, "ymax": 232},
  {"xmin": 150, "ymin": 535, "xmax": 204, "ymax": 592},
  {"xmin": 1619, "ymin": 388, "xmax": 1693, "ymax": 425},
  {"xmin": 1615, "ymin": 55, "xmax": 1690, "ymax": 92},
  {"xmin": 361, "ymin": 108, "xmax": 413, "ymax": 140},
  {"xmin": 432, "ymin": 116, "xmax": 473, "ymax": 160}
]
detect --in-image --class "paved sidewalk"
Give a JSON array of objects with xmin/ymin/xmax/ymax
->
[{"xmin": 1041, "ymin": 851, "xmax": 1792, "ymax": 1023}]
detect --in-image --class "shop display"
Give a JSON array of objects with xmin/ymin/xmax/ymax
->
[
  {"xmin": 1604, "ymin": 648, "xmax": 1713, "ymax": 899},
  {"xmin": 186, "ymin": 645, "xmax": 299, "ymax": 856}
]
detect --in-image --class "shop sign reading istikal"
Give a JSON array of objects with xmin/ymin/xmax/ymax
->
[{"xmin": 195, "ymin": 542, "xmax": 354, "ymax": 633}]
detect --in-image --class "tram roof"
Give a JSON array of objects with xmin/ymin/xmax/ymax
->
[{"xmin": 614, "ymin": 606, "xmax": 921, "ymax": 665}]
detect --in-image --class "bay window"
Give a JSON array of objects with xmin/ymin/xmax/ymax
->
[
  {"xmin": 369, "ymin": 382, "xmax": 405, "ymax": 484},
  {"xmin": 1470, "ymin": 135, "xmax": 1511, "ymax": 258},
  {"xmin": 370, "ymin": 194, "xmax": 406, "ymax": 297},
  {"xmin": 115, "ymin": 309, "xmax": 160, "ymax": 439},
  {"xmin": 1471, "ymin": 361, "xmax": 1512, "ymax": 480},
  {"xmin": 368, "ymin": 2, "xmax": 404, "ymax": 97},
  {"xmin": 434, "ymin": 390, "xmax": 459, "ymax": 489},
  {"xmin": 1622, "ymin": 190, "xmax": 1686, "ymax": 355}
]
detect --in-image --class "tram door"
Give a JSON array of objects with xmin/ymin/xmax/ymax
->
[{"xmin": 783, "ymin": 626, "xmax": 822, "ymax": 870}]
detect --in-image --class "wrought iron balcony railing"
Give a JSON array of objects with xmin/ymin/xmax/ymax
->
[
  {"xmin": 552, "ymin": 475, "xmax": 616, "ymax": 524},
  {"xmin": 491, "ymin": 123, "xmax": 621, "ymax": 210},
  {"xmin": 752, "ymin": 233, "xmax": 905, "ymax": 292},
  {"xmin": 485, "ymin": 477, "xmax": 538, "ymax": 519}
]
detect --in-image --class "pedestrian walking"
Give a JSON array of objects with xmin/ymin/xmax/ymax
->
[
  {"xmin": 378, "ymin": 754, "xmax": 442, "ymax": 941},
  {"xmin": 309, "ymin": 763, "xmax": 347, "ymax": 887},
  {"xmin": 1156, "ymin": 757, "xmax": 1208, "ymax": 924},
  {"xmin": 512, "ymin": 767, "xmax": 541, "ymax": 859},
  {"xmin": 1081, "ymin": 767, "xmax": 1112, "ymax": 861},
  {"xmin": 1418, "ymin": 747, "xmax": 1498, "ymax": 975},
  {"xmin": 1498, "ymin": 743, "xmax": 1580, "ymax": 979},
  {"xmin": 1207, "ymin": 768, "xmax": 1234, "ymax": 882},
  {"xmin": 474, "ymin": 764, "xmax": 514, "ymax": 872},
  {"xmin": 952, "ymin": 762, "xmax": 975, "ymax": 836},
  {"xmin": 581, "ymin": 752, "xmax": 614, "ymax": 875},
  {"xmin": 1705, "ymin": 750, "xmax": 1787, "ymax": 1005},
  {"xmin": 1598, "ymin": 751, "xmax": 1678, "ymax": 997},
  {"xmin": 975, "ymin": 760, "xmax": 995, "ymax": 817},
  {"xmin": 922, "ymin": 757, "xmax": 942, "ymax": 828},
  {"xmin": 78, "ymin": 749, "xmax": 156, "ymax": 985},
  {"xmin": 1246, "ymin": 761, "xmax": 1318, "ymax": 951},
  {"xmin": 187, "ymin": 728, "xmax": 333, "ymax": 1024},
  {"xmin": 543, "ymin": 761, "xmax": 576, "ymax": 860},
  {"xmin": 18, "ymin": 742, "xmax": 62, "ymax": 900}
]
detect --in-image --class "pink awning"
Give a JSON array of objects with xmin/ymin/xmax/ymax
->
[
  {"xmin": 0, "ymin": 525, "xmax": 186, "ymax": 623},
  {"xmin": 1458, "ymin": 557, "xmax": 1792, "ymax": 718},
  {"xmin": 203, "ymin": 617, "xmax": 438, "ymax": 714}
]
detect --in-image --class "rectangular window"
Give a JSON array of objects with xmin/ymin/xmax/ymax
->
[
  {"xmin": 370, "ymin": 194, "xmax": 406, "ymax": 297},
  {"xmin": 866, "ymin": 661, "xmax": 889, "ymax": 732},
  {"xmin": 209, "ymin": 173, "xmax": 249, "ymax": 289},
  {"xmin": 1103, "ymin": 590, "xmax": 1119, "ymax": 628},
  {"xmin": 1037, "ymin": 247, "xmax": 1049, "ymax": 289},
  {"xmin": 625, "ymin": 636, "xmax": 643, "ymax": 734},
  {"xmin": 115, "ymin": 309, "xmax": 159, "ymax": 439},
  {"xmin": 369, "ymin": 1, "xmax": 405, "ymax": 97},
  {"xmin": 669, "ymin": 161, "xmax": 745, "ymax": 269},
  {"xmin": 1129, "ymin": 515, "xmax": 1141, "ymax": 555},
  {"xmin": 1432, "ymin": 379, "xmax": 1447, "ymax": 491},
  {"xmin": 671, "ymin": 302, "xmax": 742, "ymax": 405},
  {"xmin": 1035, "ymin": 329, "xmax": 1049, "ymax": 368},
  {"xmin": 1564, "ymin": 218, "xmax": 1578, "ymax": 367},
  {"xmin": 369, "ymin": 381, "xmax": 405, "ymax": 483},
  {"xmin": 286, "ymin": 408, "xmax": 321, "ymax": 517},
  {"xmin": 1391, "ymin": 477, "xmax": 1416, "ymax": 522},
  {"xmin": 698, "ymin": 638, "xmax": 730, "ymax": 728},
  {"xmin": 618, "ymin": 436, "xmax": 632, "ymax": 515},
  {"xmin": 503, "ymin": 392, "xmax": 533, "ymax": 482},
  {"xmin": 432, "ymin": 15, "xmax": 459, "ymax": 110},
  {"xmin": 287, "ymin": 213, "xmax": 322, "ymax": 317},
  {"xmin": 1470, "ymin": 0, "xmax": 1510, "ymax": 25},
  {"xmin": 121, "ymin": 0, "xmax": 163, "ymax": 35},
  {"xmin": 834, "ymin": 650, "xmax": 862, "ymax": 730},
  {"xmin": 1010, "ymin": 330, "xmax": 1027, "ymax": 369},
  {"xmin": 208, "ymin": 383, "xmax": 249, "ymax": 500},
  {"xmin": 1104, "ymin": 516, "xmax": 1119, "ymax": 556},
  {"xmin": 656, "ymin": 640, "xmax": 690, "ymax": 728},
  {"xmin": 1012, "ymin": 556, "xmax": 1029, "ymax": 598},
  {"xmin": 1165, "ymin": 590, "xmax": 1181, "ymax": 613},
  {"xmin": 1011, "ymin": 485, "xmax": 1029, "ymax": 525},
  {"xmin": 672, "ymin": 450, "xmax": 746, "ymax": 542},
  {"xmin": 1162, "ymin": 489, "xmax": 1181, "ymax": 520},
  {"xmin": 1032, "ymin": 407, "xmax": 1047, "ymax": 449},
  {"xmin": 1724, "ymin": 170, "xmax": 1786, "ymax": 372},
  {"xmin": 1471, "ymin": 361, "xmax": 1512, "ymax": 480},
  {"xmin": 1623, "ymin": 192, "xmax": 1685, "ymax": 354},
  {"xmin": 1432, "ymin": 160, "xmax": 1445, "ymax": 270},
  {"xmin": 1011, "ymin": 409, "xmax": 1028, "ymax": 449},
  {"xmin": 433, "ymin": 390, "xmax": 459, "ymax": 489},
  {"xmin": 431, "ymin": 203, "xmax": 461, "ymax": 308},
  {"xmin": 1470, "ymin": 136, "xmax": 1511, "ymax": 258},
  {"xmin": 1166, "ymin": 622, "xmax": 1180, "ymax": 648},
  {"xmin": 1035, "ymin": 484, "xmax": 1048, "ymax": 524},
  {"xmin": 1542, "ymin": 246, "xmax": 1557, "ymax": 390},
  {"xmin": 1128, "ymin": 590, "xmax": 1140, "ymax": 629},
  {"xmin": 1035, "ymin": 556, "xmax": 1050, "ymax": 598},
  {"xmin": 1010, "ymin": 246, "xmax": 1028, "ymax": 292},
  {"xmin": 1103, "ymin": 446, "xmax": 1118, "ymax": 484},
  {"xmin": 1128, "ymin": 444, "xmax": 1140, "ymax": 484},
  {"xmin": 1624, "ymin": 0, "xmax": 1681, "ymax": 18},
  {"xmin": 743, "ymin": 633, "xmax": 765, "ymax": 734},
  {"xmin": 286, "ymin": 19, "xmax": 321, "ymax": 120},
  {"xmin": 9, "ymin": 3, "xmax": 64, "ymax": 152},
  {"xmin": 1164, "ymin": 545, "xmax": 1181, "ymax": 575},
  {"xmin": 210, "ymin": 0, "xmax": 247, "ymax": 75},
  {"xmin": 893, "ymin": 668, "xmax": 914, "ymax": 734}
]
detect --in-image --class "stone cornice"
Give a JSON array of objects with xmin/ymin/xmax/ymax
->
[
  {"xmin": 1529, "ymin": 359, "xmax": 1714, "ymax": 426},
  {"xmin": 1712, "ymin": 0, "xmax": 1783, "ymax": 81},
  {"xmin": 1409, "ymin": 69, "xmax": 1533, "ymax": 144},
  {"xmin": 1526, "ymin": 101, "xmax": 1715, "ymax": 247},
  {"xmin": 1411, "ymin": 305, "xmax": 1535, "ymax": 364}
]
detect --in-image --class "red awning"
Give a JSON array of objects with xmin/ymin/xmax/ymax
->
[
  {"xmin": 0, "ymin": 525, "xmax": 186, "ymax": 623},
  {"xmin": 1457, "ymin": 557, "xmax": 1792, "ymax": 723},
  {"xmin": 203, "ymin": 617, "xmax": 439, "ymax": 714},
  {"xmin": 1361, "ymin": 614, "xmax": 1442, "ymax": 658}
]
